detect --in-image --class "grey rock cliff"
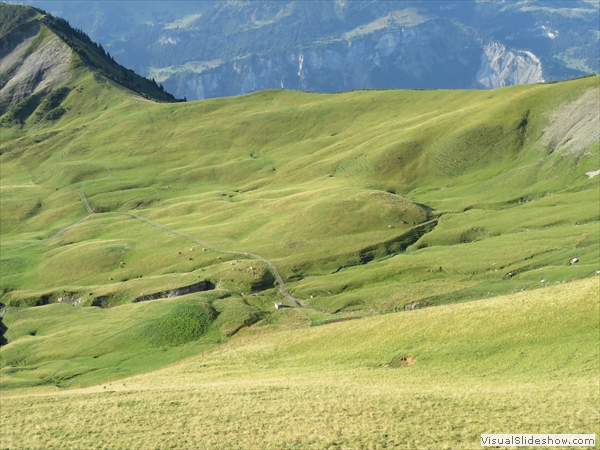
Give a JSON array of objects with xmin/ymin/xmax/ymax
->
[
  {"xmin": 164, "ymin": 19, "xmax": 483, "ymax": 100},
  {"xmin": 0, "ymin": 21, "xmax": 72, "ymax": 113},
  {"xmin": 476, "ymin": 43, "xmax": 544, "ymax": 89}
]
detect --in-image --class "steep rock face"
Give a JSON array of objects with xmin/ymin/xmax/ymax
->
[
  {"xmin": 164, "ymin": 19, "xmax": 482, "ymax": 100},
  {"xmin": 0, "ymin": 21, "xmax": 72, "ymax": 114},
  {"xmin": 0, "ymin": 21, "xmax": 39, "ymax": 70},
  {"xmin": 476, "ymin": 43, "xmax": 544, "ymax": 89},
  {"xmin": 20, "ymin": 1, "xmax": 598, "ymax": 99}
]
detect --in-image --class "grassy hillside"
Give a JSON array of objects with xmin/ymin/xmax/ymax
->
[
  {"xmin": 1, "ymin": 74, "xmax": 598, "ymax": 310},
  {"xmin": 0, "ymin": 3, "xmax": 40, "ymax": 37},
  {"xmin": 1, "ymin": 29, "xmax": 599, "ymax": 391},
  {"xmin": 0, "ymin": 287, "xmax": 308, "ymax": 389},
  {"xmin": 0, "ymin": 10, "xmax": 598, "ymax": 447},
  {"xmin": 2, "ymin": 278, "xmax": 598, "ymax": 448}
]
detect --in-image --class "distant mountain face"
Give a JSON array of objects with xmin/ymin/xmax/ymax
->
[{"xmin": 20, "ymin": 0, "xmax": 599, "ymax": 100}]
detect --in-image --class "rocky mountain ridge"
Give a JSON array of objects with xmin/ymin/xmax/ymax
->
[
  {"xmin": 0, "ymin": 10, "xmax": 72, "ymax": 115},
  {"xmin": 0, "ymin": 3, "xmax": 179, "ymax": 121}
]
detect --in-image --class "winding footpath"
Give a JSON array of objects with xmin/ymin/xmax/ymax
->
[
  {"xmin": 7, "ymin": 166, "xmax": 305, "ymax": 307},
  {"xmin": 79, "ymin": 166, "xmax": 113, "ymax": 214},
  {"xmin": 121, "ymin": 211, "xmax": 304, "ymax": 306}
]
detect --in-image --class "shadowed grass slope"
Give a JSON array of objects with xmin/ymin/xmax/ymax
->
[{"xmin": 0, "ymin": 289, "xmax": 280, "ymax": 389}]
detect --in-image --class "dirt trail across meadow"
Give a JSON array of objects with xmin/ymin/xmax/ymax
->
[
  {"xmin": 119, "ymin": 211, "xmax": 305, "ymax": 306},
  {"xmin": 7, "ymin": 165, "xmax": 305, "ymax": 306},
  {"xmin": 6, "ymin": 165, "xmax": 439, "ymax": 307}
]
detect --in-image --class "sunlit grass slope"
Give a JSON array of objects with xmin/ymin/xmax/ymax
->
[
  {"xmin": 2, "ymin": 278, "xmax": 598, "ymax": 449},
  {"xmin": 1, "ymin": 73, "xmax": 598, "ymax": 312}
]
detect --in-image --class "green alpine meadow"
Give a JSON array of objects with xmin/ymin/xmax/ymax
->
[{"xmin": 0, "ymin": 4, "xmax": 598, "ymax": 449}]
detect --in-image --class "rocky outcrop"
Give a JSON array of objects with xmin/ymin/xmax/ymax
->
[
  {"xmin": 476, "ymin": 43, "xmax": 544, "ymax": 89},
  {"xmin": 57, "ymin": 293, "xmax": 84, "ymax": 306},
  {"xmin": 542, "ymin": 87, "xmax": 600, "ymax": 157},
  {"xmin": 0, "ymin": 21, "xmax": 72, "ymax": 114},
  {"xmin": 1, "ymin": 4, "xmax": 179, "ymax": 116},
  {"xmin": 0, "ymin": 21, "xmax": 40, "ymax": 75},
  {"xmin": 133, "ymin": 281, "xmax": 215, "ymax": 303}
]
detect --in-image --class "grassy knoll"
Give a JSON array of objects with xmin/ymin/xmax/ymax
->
[{"xmin": 1, "ymin": 279, "xmax": 598, "ymax": 449}]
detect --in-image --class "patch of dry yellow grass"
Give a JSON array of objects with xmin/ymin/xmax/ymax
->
[{"xmin": 2, "ymin": 279, "xmax": 598, "ymax": 449}]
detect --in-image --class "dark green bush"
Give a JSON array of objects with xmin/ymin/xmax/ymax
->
[{"xmin": 43, "ymin": 107, "xmax": 66, "ymax": 121}]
